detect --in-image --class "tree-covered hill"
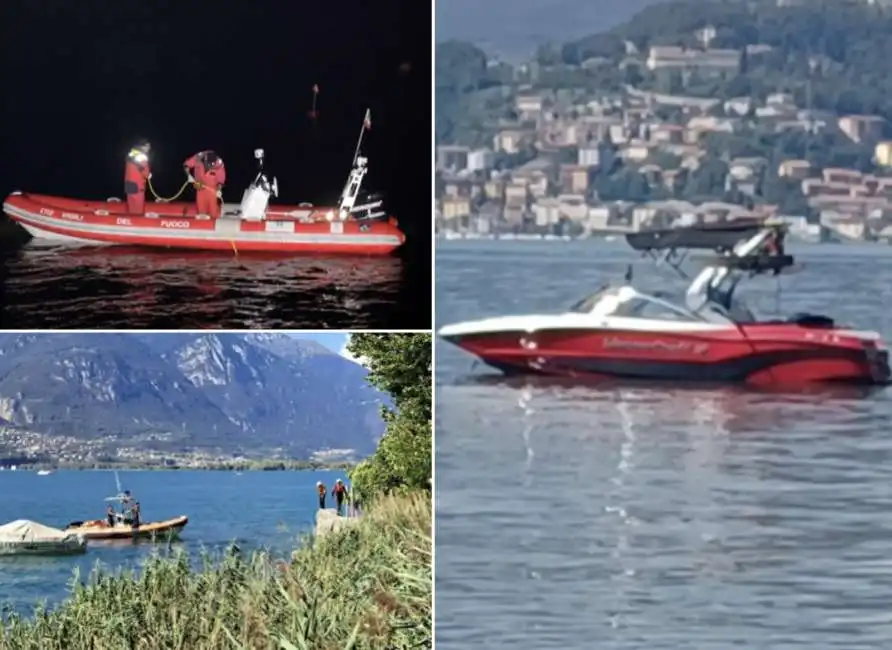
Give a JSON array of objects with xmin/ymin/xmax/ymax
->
[
  {"xmin": 564, "ymin": 0, "xmax": 892, "ymax": 117},
  {"xmin": 437, "ymin": 0, "xmax": 892, "ymax": 145}
]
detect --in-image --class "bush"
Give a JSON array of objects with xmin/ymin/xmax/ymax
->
[
  {"xmin": 346, "ymin": 334, "xmax": 432, "ymax": 501},
  {"xmin": 0, "ymin": 493, "xmax": 431, "ymax": 650}
]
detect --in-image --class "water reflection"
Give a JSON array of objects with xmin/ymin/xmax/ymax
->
[
  {"xmin": 437, "ymin": 241, "xmax": 892, "ymax": 647},
  {"xmin": 1, "ymin": 243, "xmax": 403, "ymax": 328},
  {"xmin": 436, "ymin": 378, "xmax": 892, "ymax": 648}
]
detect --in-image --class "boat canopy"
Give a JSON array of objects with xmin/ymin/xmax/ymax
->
[
  {"xmin": 625, "ymin": 220, "xmax": 770, "ymax": 252},
  {"xmin": 0, "ymin": 519, "xmax": 73, "ymax": 542}
]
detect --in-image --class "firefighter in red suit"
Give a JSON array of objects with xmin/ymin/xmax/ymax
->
[
  {"xmin": 183, "ymin": 151, "xmax": 226, "ymax": 218},
  {"xmin": 124, "ymin": 140, "xmax": 151, "ymax": 214}
]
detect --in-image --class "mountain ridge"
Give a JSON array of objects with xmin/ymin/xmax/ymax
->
[{"xmin": 0, "ymin": 333, "xmax": 385, "ymax": 462}]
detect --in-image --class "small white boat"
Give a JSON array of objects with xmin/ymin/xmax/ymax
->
[
  {"xmin": 36, "ymin": 470, "xmax": 53, "ymax": 476},
  {"xmin": 0, "ymin": 520, "xmax": 87, "ymax": 556}
]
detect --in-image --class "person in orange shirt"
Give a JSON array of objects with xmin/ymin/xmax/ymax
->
[
  {"xmin": 316, "ymin": 481, "xmax": 327, "ymax": 509},
  {"xmin": 183, "ymin": 150, "xmax": 226, "ymax": 217},
  {"xmin": 332, "ymin": 479, "xmax": 348, "ymax": 516},
  {"xmin": 124, "ymin": 140, "xmax": 151, "ymax": 214}
]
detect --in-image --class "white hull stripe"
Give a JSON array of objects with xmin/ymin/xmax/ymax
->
[
  {"xmin": 4, "ymin": 205, "xmax": 402, "ymax": 247},
  {"xmin": 18, "ymin": 223, "xmax": 111, "ymax": 244},
  {"xmin": 438, "ymin": 313, "xmax": 730, "ymax": 336}
]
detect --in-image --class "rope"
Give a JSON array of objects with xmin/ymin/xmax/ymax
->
[{"xmin": 148, "ymin": 176, "xmax": 191, "ymax": 203}]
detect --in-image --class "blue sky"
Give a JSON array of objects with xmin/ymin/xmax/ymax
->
[{"xmin": 286, "ymin": 332, "xmax": 349, "ymax": 356}]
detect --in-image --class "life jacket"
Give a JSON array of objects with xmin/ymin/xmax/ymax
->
[
  {"xmin": 333, "ymin": 484, "xmax": 347, "ymax": 496},
  {"xmin": 317, "ymin": 484, "xmax": 326, "ymax": 496},
  {"xmin": 124, "ymin": 148, "xmax": 150, "ymax": 186}
]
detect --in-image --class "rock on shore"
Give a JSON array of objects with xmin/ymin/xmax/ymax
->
[{"xmin": 314, "ymin": 508, "xmax": 359, "ymax": 538}]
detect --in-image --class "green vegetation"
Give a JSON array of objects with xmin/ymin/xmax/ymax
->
[
  {"xmin": 436, "ymin": 39, "xmax": 624, "ymax": 147},
  {"xmin": 436, "ymin": 40, "xmax": 515, "ymax": 148},
  {"xmin": 346, "ymin": 334, "xmax": 432, "ymax": 500},
  {"xmin": 0, "ymin": 333, "xmax": 433, "ymax": 648},
  {"xmin": 0, "ymin": 493, "xmax": 431, "ymax": 650},
  {"xmin": 565, "ymin": 0, "xmax": 892, "ymax": 119}
]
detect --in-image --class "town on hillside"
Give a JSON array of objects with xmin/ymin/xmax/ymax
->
[
  {"xmin": 436, "ymin": 13, "xmax": 892, "ymax": 244},
  {"xmin": 0, "ymin": 424, "xmax": 354, "ymax": 471}
]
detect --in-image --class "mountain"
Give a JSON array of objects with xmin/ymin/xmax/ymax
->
[
  {"xmin": 435, "ymin": 0, "xmax": 664, "ymax": 60},
  {"xmin": 0, "ymin": 333, "xmax": 386, "ymax": 460}
]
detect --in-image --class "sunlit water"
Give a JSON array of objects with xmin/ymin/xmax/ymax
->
[
  {"xmin": 0, "ymin": 469, "xmax": 346, "ymax": 615},
  {"xmin": 0, "ymin": 240, "xmax": 424, "ymax": 329},
  {"xmin": 436, "ymin": 240, "xmax": 892, "ymax": 649}
]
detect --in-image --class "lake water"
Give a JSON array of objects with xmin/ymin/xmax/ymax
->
[
  {"xmin": 0, "ymin": 237, "xmax": 429, "ymax": 329},
  {"xmin": 435, "ymin": 240, "xmax": 892, "ymax": 649},
  {"xmin": 0, "ymin": 469, "xmax": 347, "ymax": 615}
]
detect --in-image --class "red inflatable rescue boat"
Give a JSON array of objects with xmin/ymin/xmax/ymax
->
[{"xmin": 3, "ymin": 113, "xmax": 405, "ymax": 256}]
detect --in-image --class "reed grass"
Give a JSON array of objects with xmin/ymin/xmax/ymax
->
[{"xmin": 0, "ymin": 492, "xmax": 431, "ymax": 650}]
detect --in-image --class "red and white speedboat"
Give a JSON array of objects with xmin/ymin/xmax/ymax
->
[
  {"xmin": 439, "ymin": 221, "xmax": 890, "ymax": 386},
  {"xmin": 3, "ymin": 114, "xmax": 404, "ymax": 255}
]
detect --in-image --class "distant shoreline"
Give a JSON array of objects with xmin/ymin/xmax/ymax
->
[
  {"xmin": 0, "ymin": 460, "xmax": 356, "ymax": 473},
  {"xmin": 434, "ymin": 232, "xmax": 848, "ymax": 245}
]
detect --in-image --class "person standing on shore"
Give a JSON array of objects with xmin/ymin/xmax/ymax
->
[
  {"xmin": 332, "ymin": 479, "xmax": 347, "ymax": 516},
  {"xmin": 316, "ymin": 481, "xmax": 327, "ymax": 509}
]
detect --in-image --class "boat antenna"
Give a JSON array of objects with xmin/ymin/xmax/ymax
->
[
  {"xmin": 624, "ymin": 264, "xmax": 633, "ymax": 283},
  {"xmin": 336, "ymin": 110, "xmax": 378, "ymax": 221},
  {"xmin": 114, "ymin": 470, "xmax": 123, "ymax": 495},
  {"xmin": 351, "ymin": 108, "xmax": 372, "ymax": 168},
  {"xmin": 308, "ymin": 84, "xmax": 320, "ymax": 122}
]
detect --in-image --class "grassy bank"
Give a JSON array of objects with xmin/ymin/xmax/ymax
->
[{"xmin": 0, "ymin": 493, "xmax": 431, "ymax": 650}]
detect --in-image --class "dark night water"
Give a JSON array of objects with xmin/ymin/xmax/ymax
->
[
  {"xmin": 436, "ymin": 240, "xmax": 892, "ymax": 649},
  {"xmin": 0, "ymin": 469, "xmax": 346, "ymax": 615},
  {"xmin": 0, "ymin": 233, "xmax": 429, "ymax": 329}
]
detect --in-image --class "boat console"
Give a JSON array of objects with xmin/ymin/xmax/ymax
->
[
  {"xmin": 232, "ymin": 109, "xmax": 387, "ymax": 223},
  {"xmin": 336, "ymin": 156, "xmax": 386, "ymax": 222},
  {"xmin": 239, "ymin": 148, "xmax": 279, "ymax": 221},
  {"xmin": 235, "ymin": 148, "xmax": 386, "ymax": 223}
]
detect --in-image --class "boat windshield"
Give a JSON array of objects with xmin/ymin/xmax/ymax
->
[
  {"xmin": 613, "ymin": 295, "xmax": 702, "ymax": 321},
  {"xmin": 568, "ymin": 286, "xmax": 614, "ymax": 313},
  {"xmin": 569, "ymin": 287, "xmax": 702, "ymax": 321}
]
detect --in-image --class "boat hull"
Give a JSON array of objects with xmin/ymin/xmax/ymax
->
[
  {"xmin": 3, "ymin": 193, "xmax": 404, "ymax": 255},
  {"xmin": 65, "ymin": 515, "xmax": 188, "ymax": 540},
  {"xmin": 440, "ymin": 325, "xmax": 891, "ymax": 386},
  {"xmin": 0, "ymin": 539, "xmax": 86, "ymax": 556}
]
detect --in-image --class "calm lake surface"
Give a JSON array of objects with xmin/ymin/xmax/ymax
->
[
  {"xmin": 436, "ymin": 240, "xmax": 892, "ymax": 649},
  {"xmin": 0, "ymin": 236, "xmax": 428, "ymax": 329},
  {"xmin": 0, "ymin": 469, "xmax": 346, "ymax": 615}
]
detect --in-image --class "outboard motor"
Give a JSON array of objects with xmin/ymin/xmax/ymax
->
[{"xmin": 239, "ymin": 148, "xmax": 279, "ymax": 221}]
